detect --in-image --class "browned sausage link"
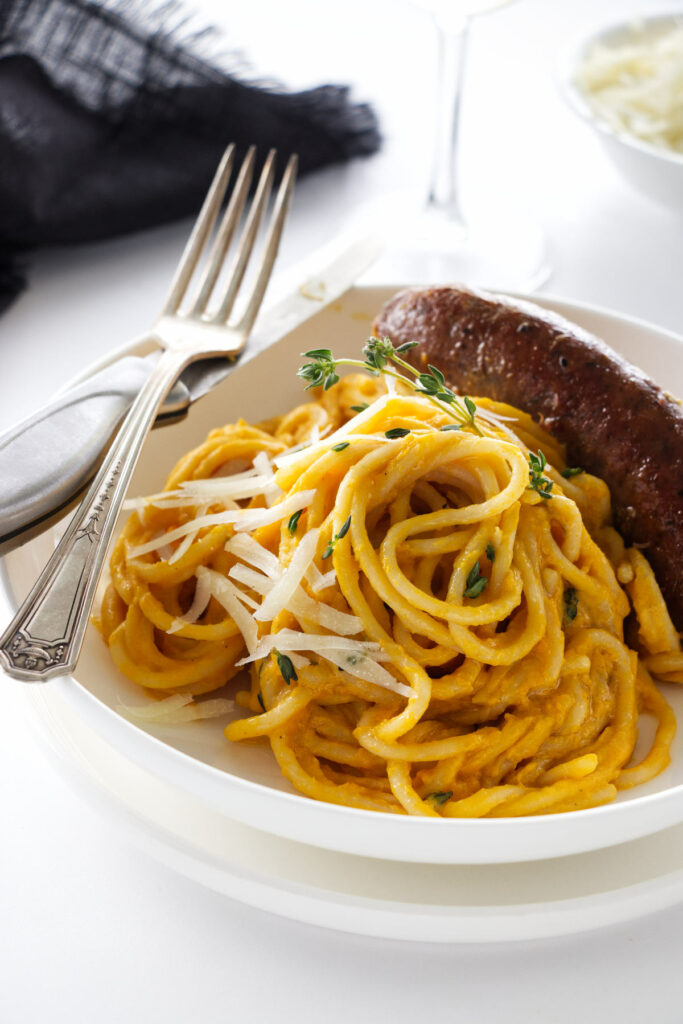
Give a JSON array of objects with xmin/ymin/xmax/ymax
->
[{"xmin": 374, "ymin": 286, "xmax": 683, "ymax": 630}]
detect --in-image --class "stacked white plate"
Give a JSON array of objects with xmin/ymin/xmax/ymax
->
[{"xmin": 4, "ymin": 286, "xmax": 683, "ymax": 943}]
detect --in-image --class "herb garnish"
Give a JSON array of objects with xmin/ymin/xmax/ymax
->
[
  {"xmin": 561, "ymin": 466, "xmax": 584, "ymax": 478},
  {"xmin": 425, "ymin": 791, "xmax": 453, "ymax": 805},
  {"xmin": 331, "ymin": 441, "xmax": 350, "ymax": 452},
  {"xmin": 287, "ymin": 509, "xmax": 302, "ymax": 535},
  {"xmin": 298, "ymin": 348, "xmax": 339, "ymax": 390},
  {"xmin": 274, "ymin": 650, "xmax": 298, "ymax": 685},
  {"xmin": 563, "ymin": 586, "xmax": 579, "ymax": 621},
  {"xmin": 464, "ymin": 561, "xmax": 488, "ymax": 599},
  {"xmin": 385, "ymin": 427, "xmax": 410, "ymax": 439},
  {"xmin": 350, "ymin": 403, "xmax": 369, "ymax": 413},
  {"xmin": 257, "ymin": 691, "xmax": 265, "ymax": 710},
  {"xmin": 298, "ymin": 337, "xmax": 483, "ymax": 435},
  {"xmin": 528, "ymin": 450, "xmax": 554, "ymax": 500},
  {"xmin": 322, "ymin": 515, "xmax": 352, "ymax": 559},
  {"xmin": 485, "ymin": 542, "xmax": 496, "ymax": 563}
]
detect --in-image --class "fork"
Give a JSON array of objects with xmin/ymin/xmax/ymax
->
[{"xmin": 0, "ymin": 144, "xmax": 297, "ymax": 682}]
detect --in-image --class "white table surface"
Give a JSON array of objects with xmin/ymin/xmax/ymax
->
[{"xmin": 2, "ymin": 0, "xmax": 683, "ymax": 1020}]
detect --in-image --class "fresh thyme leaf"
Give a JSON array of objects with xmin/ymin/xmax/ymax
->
[
  {"xmin": 486, "ymin": 542, "xmax": 496, "ymax": 562},
  {"xmin": 287, "ymin": 509, "xmax": 302, "ymax": 535},
  {"xmin": 322, "ymin": 515, "xmax": 352, "ymax": 557},
  {"xmin": 331, "ymin": 441, "xmax": 350, "ymax": 452},
  {"xmin": 426, "ymin": 791, "xmax": 453, "ymax": 805},
  {"xmin": 562, "ymin": 467, "xmax": 584, "ymax": 478},
  {"xmin": 274, "ymin": 650, "xmax": 298, "ymax": 685},
  {"xmin": 428, "ymin": 364, "xmax": 445, "ymax": 386},
  {"xmin": 464, "ymin": 396, "xmax": 477, "ymax": 417},
  {"xmin": 350, "ymin": 404, "xmax": 369, "ymax": 413},
  {"xmin": 336, "ymin": 515, "xmax": 352, "ymax": 540},
  {"xmin": 302, "ymin": 348, "xmax": 333, "ymax": 359},
  {"xmin": 363, "ymin": 336, "xmax": 396, "ymax": 371},
  {"xmin": 464, "ymin": 577, "xmax": 488, "ymax": 599},
  {"xmin": 466, "ymin": 561, "xmax": 482, "ymax": 590},
  {"xmin": 564, "ymin": 586, "xmax": 579, "ymax": 621},
  {"xmin": 464, "ymin": 560, "xmax": 488, "ymax": 599},
  {"xmin": 527, "ymin": 449, "xmax": 554, "ymax": 500},
  {"xmin": 257, "ymin": 691, "xmax": 265, "ymax": 711},
  {"xmin": 417, "ymin": 372, "xmax": 440, "ymax": 395},
  {"xmin": 440, "ymin": 423, "xmax": 463, "ymax": 432},
  {"xmin": 395, "ymin": 340, "xmax": 419, "ymax": 353},
  {"xmin": 298, "ymin": 350, "xmax": 340, "ymax": 392},
  {"xmin": 385, "ymin": 427, "xmax": 410, "ymax": 439}
]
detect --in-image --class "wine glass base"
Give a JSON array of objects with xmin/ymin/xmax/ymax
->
[{"xmin": 359, "ymin": 193, "xmax": 551, "ymax": 294}]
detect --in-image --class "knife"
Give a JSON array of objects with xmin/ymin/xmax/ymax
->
[{"xmin": 0, "ymin": 232, "xmax": 380, "ymax": 552}]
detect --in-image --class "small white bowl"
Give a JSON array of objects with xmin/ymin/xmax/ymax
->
[{"xmin": 561, "ymin": 13, "xmax": 683, "ymax": 209}]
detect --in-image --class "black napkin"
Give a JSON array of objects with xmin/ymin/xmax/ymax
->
[{"xmin": 0, "ymin": 0, "xmax": 381, "ymax": 313}]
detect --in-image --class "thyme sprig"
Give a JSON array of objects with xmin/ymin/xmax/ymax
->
[
  {"xmin": 298, "ymin": 337, "xmax": 483, "ymax": 435},
  {"xmin": 527, "ymin": 450, "xmax": 554, "ymax": 500}
]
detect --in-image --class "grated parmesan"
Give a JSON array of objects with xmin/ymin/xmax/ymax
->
[
  {"xmin": 576, "ymin": 21, "xmax": 683, "ymax": 154},
  {"xmin": 119, "ymin": 693, "xmax": 235, "ymax": 724},
  {"xmin": 254, "ymin": 529, "xmax": 320, "ymax": 622},
  {"xmin": 167, "ymin": 571, "xmax": 212, "ymax": 633},
  {"xmin": 196, "ymin": 567, "xmax": 259, "ymax": 653},
  {"xmin": 127, "ymin": 490, "xmax": 316, "ymax": 559}
]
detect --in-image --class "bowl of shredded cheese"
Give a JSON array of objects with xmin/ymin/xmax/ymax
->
[{"xmin": 563, "ymin": 13, "xmax": 683, "ymax": 207}]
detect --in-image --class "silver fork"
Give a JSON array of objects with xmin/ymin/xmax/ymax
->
[{"xmin": 0, "ymin": 144, "xmax": 297, "ymax": 682}]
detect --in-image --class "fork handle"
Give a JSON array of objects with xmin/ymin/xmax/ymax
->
[{"xmin": 0, "ymin": 344, "xmax": 192, "ymax": 682}]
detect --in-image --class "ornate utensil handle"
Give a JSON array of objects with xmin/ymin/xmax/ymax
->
[{"xmin": 0, "ymin": 346, "xmax": 191, "ymax": 682}]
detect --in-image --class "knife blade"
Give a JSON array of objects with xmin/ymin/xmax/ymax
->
[{"xmin": 0, "ymin": 232, "xmax": 381, "ymax": 552}]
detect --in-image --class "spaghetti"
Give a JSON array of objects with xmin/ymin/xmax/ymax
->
[{"xmin": 97, "ymin": 362, "xmax": 681, "ymax": 817}]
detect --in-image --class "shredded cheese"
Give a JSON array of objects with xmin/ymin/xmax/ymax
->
[
  {"xmin": 197, "ymin": 566, "xmax": 259, "ymax": 654},
  {"xmin": 236, "ymin": 630, "xmax": 409, "ymax": 698},
  {"xmin": 576, "ymin": 21, "xmax": 683, "ymax": 154},
  {"xmin": 167, "ymin": 571, "xmax": 212, "ymax": 633},
  {"xmin": 119, "ymin": 694, "xmax": 235, "ymax": 724},
  {"xmin": 306, "ymin": 563, "xmax": 337, "ymax": 593},
  {"xmin": 254, "ymin": 529, "xmax": 320, "ymax": 622},
  {"xmin": 252, "ymin": 451, "xmax": 283, "ymax": 507},
  {"xmin": 127, "ymin": 490, "xmax": 316, "ymax": 559},
  {"xmin": 225, "ymin": 534, "xmax": 282, "ymax": 578}
]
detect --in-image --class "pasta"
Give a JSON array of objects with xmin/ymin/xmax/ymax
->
[{"xmin": 96, "ymin": 365, "xmax": 682, "ymax": 818}]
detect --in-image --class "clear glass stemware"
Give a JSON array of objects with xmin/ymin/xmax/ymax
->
[{"xmin": 370, "ymin": 0, "xmax": 550, "ymax": 291}]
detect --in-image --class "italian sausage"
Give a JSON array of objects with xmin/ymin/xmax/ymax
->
[{"xmin": 374, "ymin": 286, "xmax": 683, "ymax": 629}]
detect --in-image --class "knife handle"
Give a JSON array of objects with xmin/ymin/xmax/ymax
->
[
  {"xmin": 0, "ymin": 348, "xmax": 192, "ymax": 682},
  {"xmin": 0, "ymin": 356, "xmax": 190, "ymax": 551}
]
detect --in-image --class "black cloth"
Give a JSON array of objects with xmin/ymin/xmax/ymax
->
[{"xmin": 0, "ymin": 0, "xmax": 381, "ymax": 312}]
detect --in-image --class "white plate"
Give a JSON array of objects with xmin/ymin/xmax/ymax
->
[
  {"xmin": 2, "ymin": 285, "xmax": 683, "ymax": 865},
  {"xmin": 23, "ymin": 677, "xmax": 683, "ymax": 945}
]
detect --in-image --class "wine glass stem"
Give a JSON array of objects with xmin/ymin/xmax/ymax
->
[{"xmin": 427, "ymin": 14, "xmax": 470, "ymax": 228}]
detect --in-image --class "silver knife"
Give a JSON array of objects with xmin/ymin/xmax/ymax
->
[{"xmin": 0, "ymin": 233, "xmax": 380, "ymax": 552}]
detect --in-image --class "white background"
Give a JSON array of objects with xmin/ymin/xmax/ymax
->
[{"xmin": 2, "ymin": 0, "xmax": 683, "ymax": 1021}]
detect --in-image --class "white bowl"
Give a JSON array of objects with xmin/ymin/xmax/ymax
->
[
  {"xmin": 2, "ymin": 285, "xmax": 683, "ymax": 866},
  {"xmin": 561, "ymin": 12, "xmax": 683, "ymax": 209}
]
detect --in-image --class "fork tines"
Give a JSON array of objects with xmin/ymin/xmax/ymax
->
[{"xmin": 161, "ymin": 145, "xmax": 297, "ymax": 332}]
